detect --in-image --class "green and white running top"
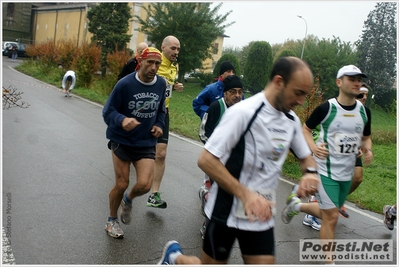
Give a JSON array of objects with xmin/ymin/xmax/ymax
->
[{"xmin": 310, "ymin": 98, "xmax": 369, "ymax": 182}]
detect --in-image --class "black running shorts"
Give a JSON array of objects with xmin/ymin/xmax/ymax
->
[
  {"xmin": 202, "ymin": 218, "xmax": 275, "ymax": 260},
  {"xmin": 110, "ymin": 141, "xmax": 155, "ymax": 161}
]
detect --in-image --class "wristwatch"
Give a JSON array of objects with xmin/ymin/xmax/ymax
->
[{"xmin": 306, "ymin": 167, "xmax": 318, "ymax": 174}]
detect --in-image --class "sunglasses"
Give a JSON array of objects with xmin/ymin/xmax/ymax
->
[{"xmin": 357, "ymin": 93, "xmax": 366, "ymax": 99}]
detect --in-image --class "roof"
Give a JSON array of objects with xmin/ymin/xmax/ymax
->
[{"xmin": 33, "ymin": 3, "xmax": 96, "ymax": 11}]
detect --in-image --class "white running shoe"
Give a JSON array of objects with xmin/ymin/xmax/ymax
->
[{"xmin": 303, "ymin": 214, "xmax": 321, "ymax": 231}]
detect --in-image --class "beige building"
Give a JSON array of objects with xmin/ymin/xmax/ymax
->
[{"xmin": 31, "ymin": 2, "xmax": 225, "ymax": 73}]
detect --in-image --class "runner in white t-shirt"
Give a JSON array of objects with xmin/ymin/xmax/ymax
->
[
  {"xmin": 281, "ymin": 64, "xmax": 373, "ymax": 265},
  {"xmin": 157, "ymin": 56, "xmax": 320, "ymax": 265}
]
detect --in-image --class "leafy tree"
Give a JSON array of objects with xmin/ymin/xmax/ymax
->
[
  {"xmin": 212, "ymin": 53, "xmax": 241, "ymax": 77},
  {"xmin": 223, "ymin": 42, "xmax": 255, "ymax": 77},
  {"xmin": 243, "ymin": 41, "xmax": 272, "ymax": 93},
  {"xmin": 87, "ymin": 3, "xmax": 132, "ymax": 76},
  {"xmin": 272, "ymin": 39, "xmax": 301, "ymax": 61},
  {"xmin": 304, "ymin": 36, "xmax": 359, "ymax": 99},
  {"xmin": 275, "ymin": 49, "xmax": 296, "ymax": 60},
  {"xmin": 356, "ymin": 2, "xmax": 397, "ymax": 109},
  {"xmin": 135, "ymin": 3, "xmax": 233, "ymax": 82}
]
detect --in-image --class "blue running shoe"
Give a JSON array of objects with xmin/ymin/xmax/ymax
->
[{"xmin": 157, "ymin": 240, "xmax": 182, "ymax": 265}]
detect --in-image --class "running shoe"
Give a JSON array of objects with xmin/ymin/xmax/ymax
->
[
  {"xmin": 302, "ymin": 214, "xmax": 321, "ymax": 231},
  {"xmin": 200, "ymin": 221, "xmax": 206, "ymax": 240},
  {"xmin": 383, "ymin": 205, "xmax": 396, "ymax": 230},
  {"xmin": 120, "ymin": 197, "xmax": 132, "ymax": 224},
  {"xmin": 105, "ymin": 219, "xmax": 124, "ymax": 239},
  {"xmin": 339, "ymin": 205, "xmax": 349, "ymax": 218},
  {"xmin": 157, "ymin": 240, "xmax": 182, "ymax": 265},
  {"xmin": 147, "ymin": 192, "xmax": 167, "ymax": 209},
  {"xmin": 281, "ymin": 185, "xmax": 301, "ymax": 224}
]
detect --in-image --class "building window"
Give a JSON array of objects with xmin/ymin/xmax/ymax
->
[
  {"xmin": 213, "ymin": 42, "xmax": 219, "ymax": 54},
  {"xmin": 5, "ymin": 3, "xmax": 15, "ymax": 26}
]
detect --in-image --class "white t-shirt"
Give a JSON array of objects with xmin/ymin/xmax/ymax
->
[{"xmin": 204, "ymin": 91, "xmax": 311, "ymax": 231}]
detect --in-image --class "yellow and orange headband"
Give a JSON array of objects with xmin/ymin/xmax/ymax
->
[{"xmin": 140, "ymin": 47, "xmax": 162, "ymax": 60}]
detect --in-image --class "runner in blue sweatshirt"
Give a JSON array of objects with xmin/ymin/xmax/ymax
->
[{"xmin": 103, "ymin": 47, "xmax": 166, "ymax": 239}]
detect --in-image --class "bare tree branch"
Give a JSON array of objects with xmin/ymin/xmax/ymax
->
[{"xmin": 2, "ymin": 86, "xmax": 30, "ymax": 109}]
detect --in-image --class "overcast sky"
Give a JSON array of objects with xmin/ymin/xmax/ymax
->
[{"xmin": 213, "ymin": 1, "xmax": 379, "ymax": 48}]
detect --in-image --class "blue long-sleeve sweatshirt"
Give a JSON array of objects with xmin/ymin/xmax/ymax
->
[
  {"xmin": 192, "ymin": 77, "xmax": 244, "ymax": 119},
  {"xmin": 103, "ymin": 72, "xmax": 166, "ymax": 147},
  {"xmin": 192, "ymin": 78, "xmax": 225, "ymax": 119}
]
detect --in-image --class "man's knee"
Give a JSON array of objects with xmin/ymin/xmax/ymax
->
[
  {"xmin": 156, "ymin": 144, "xmax": 167, "ymax": 161},
  {"xmin": 321, "ymin": 209, "xmax": 339, "ymax": 225},
  {"xmin": 135, "ymin": 179, "xmax": 152, "ymax": 194},
  {"xmin": 114, "ymin": 176, "xmax": 129, "ymax": 192}
]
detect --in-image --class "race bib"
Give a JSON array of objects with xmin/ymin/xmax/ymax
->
[
  {"xmin": 236, "ymin": 188, "xmax": 276, "ymax": 220},
  {"xmin": 165, "ymin": 84, "xmax": 173, "ymax": 98},
  {"xmin": 334, "ymin": 133, "xmax": 360, "ymax": 155}
]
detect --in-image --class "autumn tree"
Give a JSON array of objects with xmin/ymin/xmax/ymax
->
[
  {"xmin": 135, "ymin": 3, "xmax": 233, "ymax": 82},
  {"xmin": 87, "ymin": 3, "xmax": 132, "ymax": 76},
  {"xmin": 356, "ymin": 2, "xmax": 397, "ymax": 109}
]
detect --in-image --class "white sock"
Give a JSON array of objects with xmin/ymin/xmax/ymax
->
[
  {"xmin": 294, "ymin": 203, "xmax": 302, "ymax": 212},
  {"xmin": 168, "ymin": 251, "xmax": 182, "ymax": 264}
]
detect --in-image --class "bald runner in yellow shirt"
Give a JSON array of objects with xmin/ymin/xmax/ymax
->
[{"xmin": 147, "ymin": 35, "xmax": 184, "ymax": 208}]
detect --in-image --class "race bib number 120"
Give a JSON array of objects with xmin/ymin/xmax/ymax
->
[{"xmin": 334, "ymin": 133, "xmax": 360, "ymax": 155}]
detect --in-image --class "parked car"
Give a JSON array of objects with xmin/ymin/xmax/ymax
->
[
  {"xmin": 2, "ymin": 41, "xmax": 18, "ymax": 56},
  {"xmin": 6, "ymin": 43, "xmax": 28, "ymax": 58},
  {"xmin": 184, "ymin": 72, "xmax": 196, "ymax": 82}
]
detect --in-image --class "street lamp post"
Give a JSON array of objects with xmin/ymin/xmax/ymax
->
[{"xmin": 297, "ymin": 15, "xmax": 307, "ymax": 59}]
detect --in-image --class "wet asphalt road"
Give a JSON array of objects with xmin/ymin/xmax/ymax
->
[{"xmin": 2, "ymin": 57, "xmax": 396, "ymax": 265}]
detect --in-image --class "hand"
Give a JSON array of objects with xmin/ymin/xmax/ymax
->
[
  {"xmin": 297, "ymin": 173, "xmax": 319, "ymax": 198},
  {"xmin": 121, "ymin": 117, "xmax": 140, "ymax": 131},
  {"xmin": 243, "ymin": 191, "xmax": 274, "ymax": 222},
  {"xmin": 151, "ymin": 125, "xmax": 163, "ymax": 138},
  {"xmin": 363, "ymin": 148, "xmax": 373, "ymax": 166},
  {"xmin": 313, "ymin": 143, "xmax": 329, "ymax": 159},
  {"xmin": 173, "ymin": 82, "xmax": 184, "ymax": 92}
]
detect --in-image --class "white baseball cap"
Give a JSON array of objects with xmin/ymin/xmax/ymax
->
[
  {"xmin": 336, "ymin": 65, "xmax": 368, "ymax": 79},
  {"xmin": 359, "ymin": 87, "xmax": 369, "ymax": 93}
]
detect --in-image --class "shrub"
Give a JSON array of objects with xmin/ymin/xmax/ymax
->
[
  {"xmin": 275, "ymin": 49, "xmax": 296, "ymax": 60},
  {"xmin": 386, "ymin": 98, "xmax": 397, "ymax": 118},
  {"xmin": 72, "ymin": 43, "xmax": 101, "ymax": 88},
  {"xmin": 57, "ymin": 39, "xmax": 77, "ymax": 71},
  {"xmin": 106, "ymin": 46, "xmax": 131, "ymax": 82},
  {"xmin": 243, "ymin": 41, "xmax": 273, "ymax": 93},
  {"xmin": 212, "ymin": 54, "xmax": 241, "ymax": 77},
  {"xmin": 26, "ymin": 40, "xmax": 59, "ymax": 74},
  {"xmin": 194, "ymin": 72, "xmax": 215, "ymax": 88}
]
